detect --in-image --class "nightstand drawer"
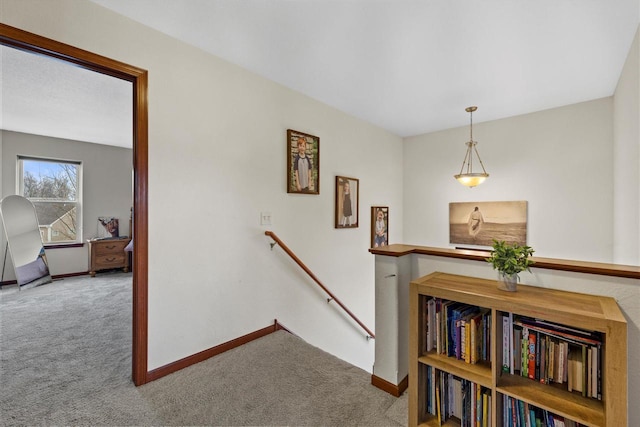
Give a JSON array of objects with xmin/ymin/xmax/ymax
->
[
  {"xmin": 94, "ymin": 240, "xmax": 128, "ymax": 255},
  {"xmin": 94, "ymin": 253, "xmax": 126, "ymax": 269}
]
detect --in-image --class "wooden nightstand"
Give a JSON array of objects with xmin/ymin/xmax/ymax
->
[{"xmin": 87, "ymin": 237, "xmax": 130, "ymax": 277}]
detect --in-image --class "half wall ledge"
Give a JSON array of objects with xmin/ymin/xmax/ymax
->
[{"xmin": 369, "ymin": 244, "xmax": 640, "ymax": 280}]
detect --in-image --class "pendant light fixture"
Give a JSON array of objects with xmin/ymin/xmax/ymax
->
[{"xmin": 454, "ymin": 106, "xmax": 489, "ymax": 188}]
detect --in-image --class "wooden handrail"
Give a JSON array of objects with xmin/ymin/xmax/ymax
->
[{"xmin": 265, "ymin": 231, "xmax": 375, "ymax": 339}]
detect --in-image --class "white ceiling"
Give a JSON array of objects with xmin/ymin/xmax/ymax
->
[
  {"xmin": 1, "ymin": 45, "xmax": 133, "ymax": 148},
  {"xmin": 1, "ymin": 1, "xmax": 638, "ymax": 146},
  {"xmin": 92, "ymin": 0, "xmax": 640, "ymax": 137}
]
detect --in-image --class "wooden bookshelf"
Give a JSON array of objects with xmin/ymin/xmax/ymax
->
[{"xmin": 409, "ymin": 272, "xmax": 627, "ymax": 427}]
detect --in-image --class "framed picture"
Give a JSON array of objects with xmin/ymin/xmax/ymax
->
[
  {"xmin": 97, "ymin": 216, "xmax": 119, "ymax": 238},
  {"xmin": 371, "ymin": 206, "xmax": 389, "ymax": 248},
  {"xmin": 287, "ymin": 129, "xmax": 319, "ymax": 194},
  {"xmin": 449, "ymin": 201, "xmax": 528, "ymax": 247},
  {"xmin": 335, "ymin": 176, "xmax": 359, "ymax": 228}
]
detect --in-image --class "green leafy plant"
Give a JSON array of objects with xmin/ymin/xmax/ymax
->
[{"xmin": 485, "ymin": 239, "xmax": 535, "ymax": 276}]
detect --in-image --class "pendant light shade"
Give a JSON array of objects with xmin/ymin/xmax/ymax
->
[{"xmin": 454, "ymin": 106, "xmax": 489, "ymax": 188}]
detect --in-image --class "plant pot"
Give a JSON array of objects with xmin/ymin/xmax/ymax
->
[{"xmin": 497, "ymin": 272, "xmax": 518, "ymax": 292}]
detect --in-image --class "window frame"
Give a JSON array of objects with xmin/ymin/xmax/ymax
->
[{"xmin": 17, "ymin": 155, "xmax": 83, "ymax": 246}]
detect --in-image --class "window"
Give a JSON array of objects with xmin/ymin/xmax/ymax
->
[{"xmin": 18, "ymin": 156, "xmax": 82, "ymax": 245}]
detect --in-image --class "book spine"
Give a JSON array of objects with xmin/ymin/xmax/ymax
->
[
  {"xmin": 426, "ymin": 298, "xmax": 433, "ymax": 352},
  {"xmin": 465, "ymin": 319, "xmax": 472, "ymax": 363},
  {"xmin": 522, "ymin": 327, "xmax": 529, "ymax": 377},
  {"xmin": 587, "ymin": 346, "xmax": 592, "ymax": 398},
  {"xmin": 539, "ymin": 336, "xmax": 546, "ymax": 384},
  {"xmin": 528, "ymin": 330, "xmax": 536, "ymax": 380},
  {"xmin": 597, "ymin": 344, "xmax": 602, "ymax": 400},
  {"xmin": 503, "ymin": 315, "xmax": 510, "ymax": 372}
]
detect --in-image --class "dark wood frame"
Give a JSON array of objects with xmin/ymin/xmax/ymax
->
[
  {"xmin": 370, "ymin": 206, "xmax": 389, "ymax": 248},
  {"xmin": 0, "ymin": 23, "xmax": 149, "ymax": 386},
  {"xmin": 286, "ymin": 129, "xmax": 319, "ymax": 195},
  {"xmin": 335, "ymin": 176, "xmax": 359, "ymax": 228}
]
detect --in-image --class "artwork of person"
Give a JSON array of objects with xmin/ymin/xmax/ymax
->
[
  {"xmin": 467, "ymin": 206, "xmax": 484, "ymax": 238},
  {"xmin": 374, "ymin": 208, "xmax": 387, "ymax": 247},
  {"xmin": 293, "ymin": 137, "xmax": 313, "ymax": 192},
  {"xmin": 98, "ymin": 217, "xmax": 120, "ymax": 238},
  {"xmin": 341, "ymin": 180, "xmax": 353, "ymax": 226}
]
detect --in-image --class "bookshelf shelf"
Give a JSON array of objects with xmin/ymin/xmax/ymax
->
[
  {"xmin": 409, "ymin": 272, "xmax": 627, "ymax": 427},
  {"xmin": 496, "ymin": 374, "xmax": 604, "ymax": 426},
  {"xmin": 419, "ymin": 353, "xmax": 492, "ymax": 388},
  {"xmin": 419, "ymin": 415, "xmax": 461, "ymax": 427}
]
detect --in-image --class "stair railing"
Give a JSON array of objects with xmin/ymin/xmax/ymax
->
[{"xmin": 265, "ymin": 230, "xmax": 375, "ymax": 340}]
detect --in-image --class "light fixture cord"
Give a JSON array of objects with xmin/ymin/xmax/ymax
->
[{"xmin": 467, "ymin": 109, "xmax": 474, "ymax": 173}]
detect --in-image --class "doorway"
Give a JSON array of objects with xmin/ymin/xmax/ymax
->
[{"xmin": 0, "ymin": 23, "xmax": 149, "ymax": 385}]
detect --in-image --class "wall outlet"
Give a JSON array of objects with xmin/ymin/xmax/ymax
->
[{"xmin": 260, "ymin": 211, "xmax": 272, "ymax": 226}]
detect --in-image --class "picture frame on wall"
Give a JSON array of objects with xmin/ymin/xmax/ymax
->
[
  {"xmin": 449, "ymin": 200, "xmax": 528, "ymax": 247},
  {"xmin": 371, "ymin": 206, "xmax": 389, "ymax": 248},
  {"xmin": 97, "ymin": 216, "xmax": 119, "ymax": 238},
  {"xmin": 287, "ymin": 129, "xmax": 319, "ymax": 194},
  {"xmin": 335, "ymin": 176, "xmax": 359, "ymax": 228}
]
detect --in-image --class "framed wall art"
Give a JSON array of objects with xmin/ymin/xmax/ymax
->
[
  {"xmin": 449, "ymin": 200, "xmax": 528, "ymax": 247},
  {"xmin": 335, "ymin": 176, "xmax": 359, "ymax": 228},
  {"xmin": 98, "ymin": 216, "xmax": 119, "ymax": 238},
  {"xmin": 287, "ymin": 129, "xmax": 319, "ymax": 194},
  {"xmin": 371, "ymin": 206, "xmax": 388, "ymax": 248}
]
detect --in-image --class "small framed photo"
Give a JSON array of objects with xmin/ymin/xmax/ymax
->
[
  {"xmin": 335, "ymin": 176, "xmax": 359, "ymax": 228},
  {"xmin": 287, "ymin": 129, "xmax": 319, "ymax": 194},
  {"xmin": 98, "ymin": 217, "xmax": 119, "ymax": 238},
  {"xmin": 371, "ymin": 206, "xmax": 389, "ymax": 248}
]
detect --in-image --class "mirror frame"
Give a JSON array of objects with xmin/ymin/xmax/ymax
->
[{"xmin": 0, "ymin": 195, "xmax": 52, "ymax": 287}]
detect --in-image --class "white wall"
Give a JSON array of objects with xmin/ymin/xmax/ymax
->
[
  {"xmin": 0, "ymin": 0, "xmax": 404, "ymax": 372},
  {"xmin": 1, "ymin": 131, "xmax": 133, "ymax": 278},
  {"xmin": 403, "ymin": 98, "xmax": 614, "ymax": 263},
  {"xmin": 614, "ymin": 26, "xmax": 640, "ymax": 266}
]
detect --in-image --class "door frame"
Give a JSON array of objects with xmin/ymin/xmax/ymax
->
[{"xmin": 0, "ymin": 23, "xmax": 150, "ymax": 385}]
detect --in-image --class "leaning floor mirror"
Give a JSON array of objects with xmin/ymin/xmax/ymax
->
[{"xmin": 1, "ymin": 195, "xmax": 52, "ymax": 289}]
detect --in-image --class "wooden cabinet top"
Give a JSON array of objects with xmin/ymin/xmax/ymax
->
[{"xmin": 411, "ymin": 272, "xmax": 626, "ymax": 332}]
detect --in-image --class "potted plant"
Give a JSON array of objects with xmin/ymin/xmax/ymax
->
[{"xmin": 485, "ymin": 239, "xmax": 535, "ymax": 291}]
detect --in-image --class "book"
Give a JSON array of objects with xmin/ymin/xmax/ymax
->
[
  {"xmin": 528, "ymin": 330, "xmax": 536, "ymax": 380},
  {"xmin": 580, "ymin": 344, "xmax": 586, "ymax": 397},
  {"xmin": 515, "ymin": 317, "xmax": 602, "ymax": 347},
  {"xmin": 502, "ymin": 315, "xmax": 510, "ymax": 372},
  {"xmin": 587, "ymin": 346, "xmax": 592, "ymax": 397},
  {"xmin": 436, "ymin": 310, "xmax": 442, "ymax": 354},
  {"xmin": 430, "ymin": 298, "xmax": 437, "ymax": 351},
  {"xmin": 557, "ymin": 340, "xmax": 566, "ymax": 384},
  {"xmin": 513, "ymin": 327, "xmax": 522, "ymax": 375},
  {"xmin": 547, "ymin": 338, "xmax": 555, "ymax": 383},
  {"xmin": 567, "ymin": 346, "xmax": 583, "ymax": 393},
  {"xmin": 596, "ymin": 344, "xmax": 602, "ymax": 400},
  {"xmin": 539, "ymin": 336, "xmax": 546, "ymax": 384},
  {"xmin": 522, "ymin": 327, "xmax": 529, "ymax": 377}
]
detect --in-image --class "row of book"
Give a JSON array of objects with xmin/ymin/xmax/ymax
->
[
  {"xmin": 503, "ymin": 396, "xmax": 587, "ymax": 427},
  {"xmin": 426, "ymin": 366, "xmax": 491, "ymax": 427},
  {"xmin": 501, "ymin": 313, "xmax": 602, "ymax": 400},
  {"xmin": 424, "ymin": 297, "xmax": 492, "ymax": 364}
]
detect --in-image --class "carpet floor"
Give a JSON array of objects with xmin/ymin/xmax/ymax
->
[{"xmin": 0, "ymin": 272, "xmax": 407, "ymax": 426}]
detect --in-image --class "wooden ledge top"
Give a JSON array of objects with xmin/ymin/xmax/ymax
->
[{"xmin": 369, "ymin": 244, "xmax": 640, "ymax": 280}]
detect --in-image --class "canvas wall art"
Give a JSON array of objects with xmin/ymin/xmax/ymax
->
[
  {"xmin": 98, "ymin": 216, "xmax": 119, "ymax": 238},
  {"xmin": 449, "ymin": 201, "xmax": 527, "ymax": 247}
]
